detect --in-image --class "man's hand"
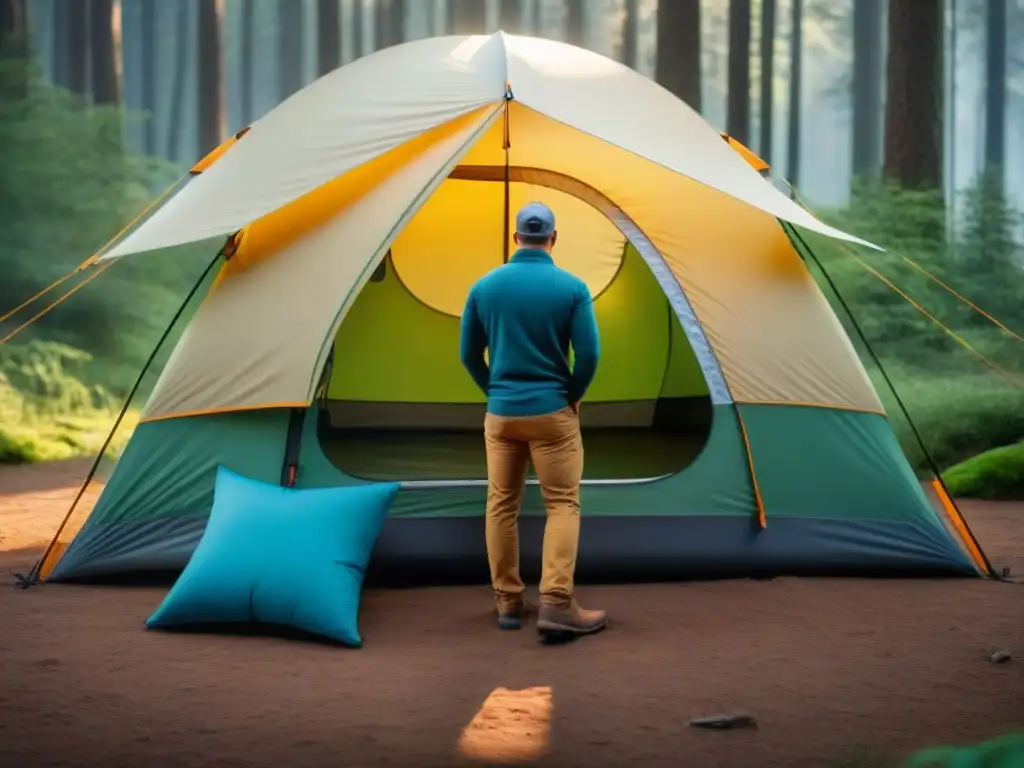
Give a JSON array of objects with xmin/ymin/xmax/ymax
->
[{"xmin": 570, "ymin": 400, "xmax": 581, "ymax": 415}]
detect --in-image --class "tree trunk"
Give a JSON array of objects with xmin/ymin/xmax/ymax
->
[
  {"xmin": 318, "ymin": 0, "xmax": 341, "ymax": 76},
  {"xmin": 726, "ymin": 0, "xmax": 751, "ymax": 144},
  {"xmin": 52, "ymin": 0, "xmax": 73, "ymax": 89},
  {"xmin": 240, "ymin": 0, "xmax": 254, "ymax": 124},
  {"xmin": 984, "ymin": 0, "xmax": 1006, "ymax": 172},
  {"xmin": 197, "ymin": 0, "xmax": 224, "ymax": 156},
  {"xmin": 620, "ymin": 0, "xmax": 638, "ymax": 68},
  {"xmin": 449, "ymin": 0, "xmax": 486, "ymax": 34},
  {"xmin": 375, "ymin": 0, "xmax": 390, "ymax": 50},
  {"xmin": 883, "ymin": 0, "xmax": 942, "ymax": 190},
  {"xmin": 0, "ymin": 0, "xmax": 25, "ymax": 46},
  {"xmin": 277, "ymin": 0, "xmax": 304, "ymax": 100},
  {"xmin": 140, "ymin": 0, "xmax": 157, "ymax": 155},
  {"xmin": 375, "ymin": 0, "xmax": 404, "ymax": 50},
  {"xmin": 66, "ymin": 0, "xmax": 89, "ymax": 96},
  {"xmin": 0, "ymin": 0, "xmax": 26, "ymax": 99},
  {"xmin": 851, "ymin": 0, "xmax": 884, "ymax": 179},
  {"xmin": 880, "ymin": 0, "xmax": 942, "ymax": 191},
  {"xmin": 786, "ymin": 0, "xmax": 802, "ymax": 187},
  {"xmin": 352, "ymin": 0, "xmax": 364, "ymax": 58},
  {"xmin": 89, "ymin": 0, "xmax": 120, "ymax": 105},
  {"xmin": 427, "ymin": 0, "xmax": 437, "ymax": 34},
  {"xmin": 565, "ymin": 0, "xmax": 584, "ymax": 45},
  {"xmin": 0, "ymin": 0, "xmax": 27, "ymax": 97},
  {"xmin": 423, "ymin": 0, "xmax": 433, "ymax": 35},
  {"xmin": 499, "ymin": 0, "xmax": 523, "ymax": 34},
  {"xmin": 655, "ymin": 0, "xmax": 700, "ymax": 111},
  {"xmin": 758, "ymin": 0, "xmax": 775, "ymax": 162},
  {"xmin": 391, "ymin": 0, "xmax": 405, "ymax": 44},
  {"xmin": 166, "ymin": 0, "xmax": 190, "ymax": 160}
]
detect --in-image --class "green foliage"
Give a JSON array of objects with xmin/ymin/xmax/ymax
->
[
  {"xmin": 0, "ymin": 340, "xmax": 136, "ymax": 464},
  {"xmin": 855, "ymin": 359, "xmax": 1024, "ymax": 472},
  {"xmin": 806, "ymin": 181, "xmax": 960, "ymax": 364},
  {"xmin": 958, "ymin": 166, "xmax": 1024, "ymax": 328},
  {"xmin": 800, "ymin": 175, "xmax": 1024, "ymax": 478},
  {"xmin": 0, "ymin": 54, "xmax": 215, "ymax": 395},
  {"xmin": 0, "ymin": 340, "xmax": 115, "ymax": 413},
  {"xmin": 905, "ymin": 732, "xmax": 1024, "ymax": 768},
  {"xmin": 823, "ymin": 732, "xmax": 1024, "ymax": 768},
  {"xmin": 0, "ymin": 51, "xmax": 216, "ymax": 464},
  {"xmin": 942, "ymin": 442, "xmax": 1024, "ymax": 500}
]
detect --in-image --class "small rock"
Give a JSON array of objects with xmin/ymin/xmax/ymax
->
[
  {"xmin": 689, "ymin": 714, "xmax": 758, "ymax": 730},
  {"xmin": 990, "ymin": 650, "xmax": 1012, "ymax": 664}
]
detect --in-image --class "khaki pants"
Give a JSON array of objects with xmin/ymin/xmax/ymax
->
[{"xmin": 483, "ymin": 405, "xmax": 583, "ymax": 610}]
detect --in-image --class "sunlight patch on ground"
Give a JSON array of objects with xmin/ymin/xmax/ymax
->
[
  {"xmin": 0, "ymin": 469, "xmax": 101, "ymax": 554},
  {"xmin": 457, "ymin": 685, "xmax": 553, "ymax": 764}
]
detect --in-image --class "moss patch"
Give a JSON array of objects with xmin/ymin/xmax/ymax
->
[{"xmin": 942, "ymin": 442, "xmax": 1024, "ymax": 500}]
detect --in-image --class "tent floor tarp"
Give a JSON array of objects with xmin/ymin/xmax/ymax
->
[
  {"xmin": 364, "ymin": 514, "xmax": 980, "ymax": 586},
  {"xmin": 48, "ymin": 514, "xmax": 978, "ymax": 587},
  {"xmin": 319, "ymin": 427, "xmax": 708, "ymax": 481}
]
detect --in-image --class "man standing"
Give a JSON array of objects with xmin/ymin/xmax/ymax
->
[{"xmin": 459, "ymin": 202, "xmax": 607, "ymax": 638}]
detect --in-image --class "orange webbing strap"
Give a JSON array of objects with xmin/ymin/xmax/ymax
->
[
  {"xmin": 784, "ymin": 181, "xmax": 1024, "ymax": 347},
  {"xmin": 735, "ymin": 407, "xmax": 767, "ymax": 529},
  {"xmin": 0, "ymin": 261, "xmax": 114, "ymax": 345},
  {"xmin": 931, "ymin": 480, "xmax": 993, "ymax": 577},
  {"xmin": 895, "ymin": 252, "xmax": 1024, "ymax": 345},
  {"xmin": 836, "ymin": 248, "xmax": 1024, "ymax": 391},
  {"xmin": 0, "ymin": 173, "xmax": 186, "ymax": 329}
]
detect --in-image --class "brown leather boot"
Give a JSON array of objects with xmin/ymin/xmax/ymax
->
[
  {"xmin": 536, "ymin": 600, "xmax": 607, "ymax": 636},
  {"xmin": 495, "ymin": 598, "xmax": 537, "ymax": 631}
]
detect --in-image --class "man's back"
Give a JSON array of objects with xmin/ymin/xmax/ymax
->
[
  {"xmin": 460, "ymin": 248, "xmax": 600, "ymax": 418},
  {"xmin": 463, "ymin": 201, "xmax": 609, "ymax": 638}
]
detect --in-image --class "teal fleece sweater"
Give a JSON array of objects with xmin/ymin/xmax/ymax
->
[{"xmin": 459, "ymin": 248, "xmax": 601, "ymax": 417}]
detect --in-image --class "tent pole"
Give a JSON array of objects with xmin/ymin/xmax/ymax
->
[
  {"xmin": 502, "ymin": 84, "xmax": 512, "ymax": 263},
  {"xmin": 782, "ymin": 222, "xmax": 998, "ymax": 579},
  {"xmin": 18, "ymin": 248, "xmax": 226, "ymax": 588}
]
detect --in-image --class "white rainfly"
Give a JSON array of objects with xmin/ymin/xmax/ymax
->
[{"xmin": 101, "ymin": 32, "xmax": 877, "ymax": 261}]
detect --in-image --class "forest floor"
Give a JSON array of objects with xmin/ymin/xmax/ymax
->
[{"xmin": 0, "ymin": 459, "xmax": 1021, "ymax": 768}]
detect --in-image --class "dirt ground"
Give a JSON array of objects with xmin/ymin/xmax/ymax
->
[{"xmin": 0, "ymin": 460, "xmax": 1021, "ymax": 768}]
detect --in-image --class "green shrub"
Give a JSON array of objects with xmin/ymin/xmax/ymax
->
[
  {"xmin": 0, "ymin": 340, "xmax": 135, "ymax": 464},
  {"xmin": 824, "ymin": 732, "xmax": 1024, "ymax": 768},
  {"xmin": 797, "ymin": 175, "xmax": 1024, "ymax": 481},
  {"xmin": 0, "ymin": 50, "xmax": 215, "ymax": 464},
  {"xmin": 0, "ymin": 339, "xmax": 115, "ymax": 412},
  {"xmin": 906, "ymin": 731, "xmax": 1024, "ymax": 767},
  {"xmin": 942, "ymin": 443, "xmax": 1024, "ymax": 500},
  {"xmin": 877, "ymin": 371, "xmax": 1024, "ymax": 474},
  {"xmin": 0, "ymin": 55, "xmax": 215, "ymax": 396},
  {"xmin": 0, "ymin": 427, "xmax": 44, "ymax": 464}
]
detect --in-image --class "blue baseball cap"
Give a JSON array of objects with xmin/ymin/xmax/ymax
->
[{"xmin": 515, "ymin": 202, "xmax": 556, "ymax": 239}]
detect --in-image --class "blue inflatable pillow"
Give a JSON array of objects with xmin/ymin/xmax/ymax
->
[{"xmin": 146, "ymin": 466, "xmax": 400, "ymax": 647}]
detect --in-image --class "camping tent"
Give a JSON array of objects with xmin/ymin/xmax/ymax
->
[{"xmin": 36, "ymin": 33, "xmax": 989, "ymax": 584}]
